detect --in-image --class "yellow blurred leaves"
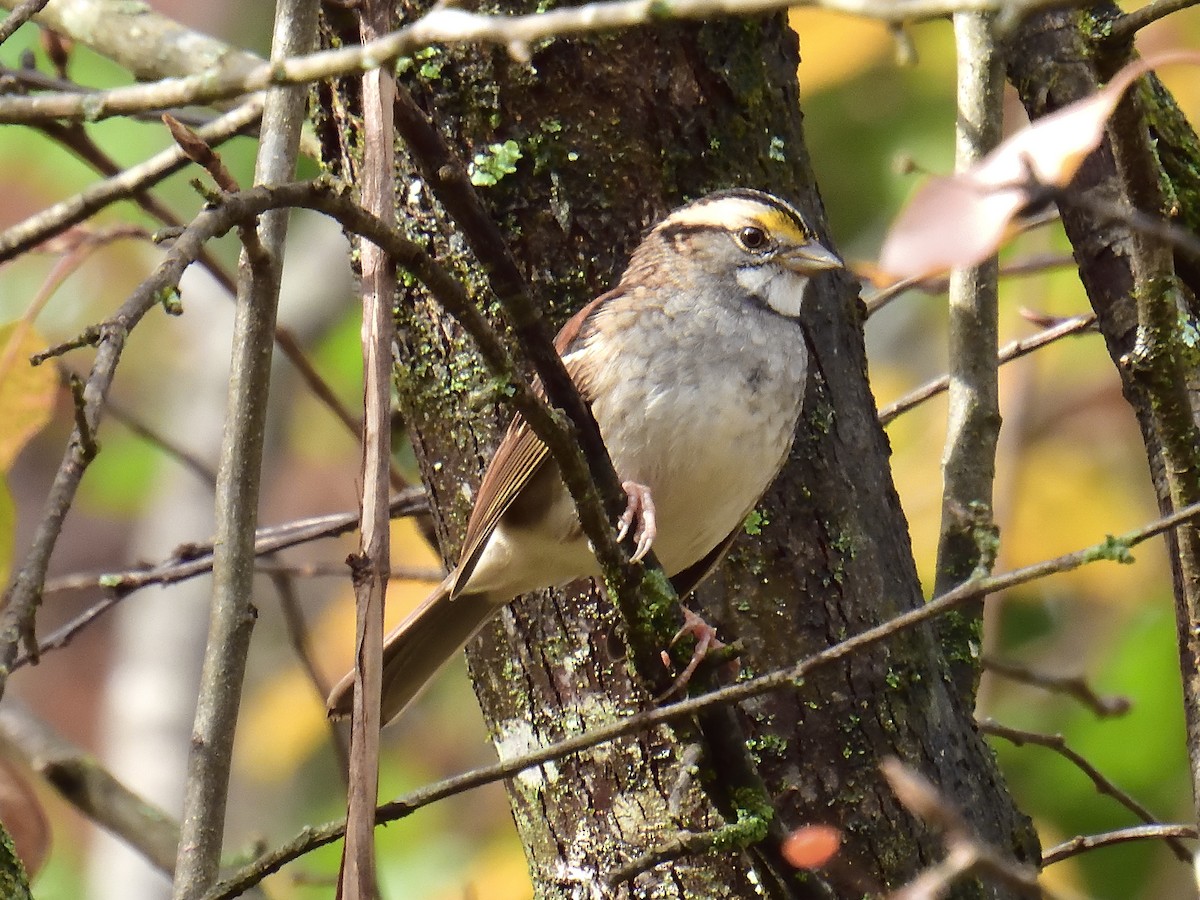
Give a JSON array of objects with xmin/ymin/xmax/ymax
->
[
  {"xmin": 0, "ymin": 321, "xmax": 57, "ymax": 582},
  {"xmin": 0, "ymin": 322, "xmax": 56, "ymax": 472},
  {"xmin": 789, "ymin": 9, "xmax": 892, "ymax": 95},
  {"xmin": 237, "ymin": 517, "xmax": 443, "ymax": 783},
  {"xmin": 879, "ymin": 335, "xmax": 1164, "ymax": 607},
  {"xmin": 428, "ymin": 842, "xmax": 533, "ymax": 900}
]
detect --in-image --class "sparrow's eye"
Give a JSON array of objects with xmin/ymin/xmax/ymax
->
[{"xmin": 736, "ymin": 225, "xmax": 769, "ymax": 252}]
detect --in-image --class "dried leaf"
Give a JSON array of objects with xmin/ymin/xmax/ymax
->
[
  {"xmin": 878, "ymin": 52, "xmax": 1200, "ymax": 281},
  {"xmin": 0, "ymin": 322, "xmax": 58, "ymax": 472}
]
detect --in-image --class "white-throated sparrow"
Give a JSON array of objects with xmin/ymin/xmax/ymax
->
[{"xmin": 328, "ymin": 188, "xmax": 842, "ymax": 724}]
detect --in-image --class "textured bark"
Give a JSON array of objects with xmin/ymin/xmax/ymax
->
[
  {"xmin": 318, "ymin": 5, "xmax": 1036, "ymax": 896},
  {"xmin": 1007, "ymin": 3, "xmax": 1200, "ymax": 827}
]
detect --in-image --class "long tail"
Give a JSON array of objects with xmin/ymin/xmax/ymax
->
[{"xmin": 326, "ymin": 577, "xmax": 499, "ymax": 725}]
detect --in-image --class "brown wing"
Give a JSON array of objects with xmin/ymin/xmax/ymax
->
[{"xmin": 448, "ymin": 289, "xmax": 617, "ymax": 598}]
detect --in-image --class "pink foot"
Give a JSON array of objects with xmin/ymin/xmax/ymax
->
[
  {"xmin": 656, "ymin": 607, "xmax": 739, "ymax": 701},
  {"xmin": 615, "ymin": 480, "xmax": 656, "ymax": 562}
]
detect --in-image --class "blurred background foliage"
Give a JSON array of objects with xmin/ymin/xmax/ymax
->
[{"xmin": 1, "ymin": 2, "xmax": 1199, "ymax": 898}]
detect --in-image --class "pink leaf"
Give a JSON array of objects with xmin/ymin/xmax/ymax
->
[
  {"xmin": 781, "ymin": 824, "xmax": 842, "ymax": 870},
  {"xmin": 878, "ymin": 52, "xmax": 1200, "ymax": 281}
]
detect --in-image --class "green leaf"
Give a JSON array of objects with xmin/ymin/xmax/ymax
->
[{"xmin": 468, "ymin": 140, "xmax": 523, "ymax": 187}]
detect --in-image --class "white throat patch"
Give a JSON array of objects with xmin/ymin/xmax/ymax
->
[{"xmin": 736, "ymin": 265, "xmax": 806, "ymax": 318}]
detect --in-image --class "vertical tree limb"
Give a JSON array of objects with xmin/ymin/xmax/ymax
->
[
  {"xmin": 1007, "ymin": 0, "xmax": 1200, "ymax": 833},
  {"xmin": 934, "ymin": 7, "xmax": 1005, "ymax": 701},
  {"xmin": 171, "ymin": 1, "xmax": 318, "ymax": 896},
  {"xmin": 338, "ymin": 0, "xmax": 395, "ymax": 896}
]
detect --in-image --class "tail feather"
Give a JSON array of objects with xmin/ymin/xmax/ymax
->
[{"xmin": 326, "ymin": 577, "xmax": 499, "ymax": 725}]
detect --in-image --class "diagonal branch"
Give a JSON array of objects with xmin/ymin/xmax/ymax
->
[
  {"xmin": 18, "ymin": 490, "xmax": 426, "ymax": 669},
  {"xmin": 0, "ymin": 704, "xmax": 180, "ymax": 877},
  {"xmin": 979, "ymin": 718, "xmax": 1191, "ymax": 862},
  {"xmin": 199, "ymin": 496, "xmax": 1200, "ymax": 899}
]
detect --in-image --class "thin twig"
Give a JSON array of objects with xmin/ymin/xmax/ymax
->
[
  {"xmin": 981, "ymin": 655, "xmax": 1131, "ymax": 718},
  {"xmin": 172, "ymin": 2, "xmax": 318, "ymax": 894},
  {"xmin": 0, "ymin": 100, "xmax": 262, "ymax": 260},
  {"xmin": 0, "ymin": 0, "xmax": 262, "ymax": 84},
  {"xmin": 200, "ymin": 498, "xmax": 1200, "ymax": 899},
  {"xmin": 978, "ymin": 718, "xmax": 1191, "ymax": 862},
  {"xmin": 863, "ymin": 253, "xmax": 1076, "ymax": 318},
  {"xmin": 1107, "ymin": 0, "xmax": 1200, "ymax": 43},
  {"xmin": 2, "ymin": 65, "xmax": 216, "ymax": 127},
  {"xmin": 0, "ymin": 0, "xmax": 48, "ymax": 46},
  {"xmin": 60, "ymin": 366, "xmax": 219, "ymax": 488},
  {"xmin": 254, "ymin": 561, "xmax": 441, "ymax": 580},
  {"xmin": 878, "ymin": 313, "xmax": 1097, "ymax": 425},
  {"xmin": 0, "ymin": 0, "xmax": 1082, "ymax": 124},
  {"xmin": 340, "ymin": 0, "xmax": 395, "ymax": 893},
  {"xmin": 1042, "ymin": 824, "xmax": 1197, "ymax": 866},
  {"xmin": 0, "ymin": 178, "xmax": 501, "ymax": 697},
  {"xmin": 20, "ymin": 112, "xmax": 403, "ymax": 491},
  {"xmin": 20, "ymin": 491, "xmax": 427, "ymax": 667}
]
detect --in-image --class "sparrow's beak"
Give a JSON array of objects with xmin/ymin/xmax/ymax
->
[{"xmin": 782, "ymin": 241, "xmax": 844, "ymax": 274}]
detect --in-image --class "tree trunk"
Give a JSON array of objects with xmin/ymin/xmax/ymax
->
[{"xmin": 318, "ymin": 5, "xmax": 1037, "ymax": 895}]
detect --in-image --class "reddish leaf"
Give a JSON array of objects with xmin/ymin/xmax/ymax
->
[
  {"xmin": 781, "ymin": 824, "xmax": 841, "ymax": 870},
  {"xmin": 878, "ymin": 52, "xmax": 1200, "ymax": 281},
  {"xmin": 0, "ymin": 758, "xmax": 50, "ymax": 878}
]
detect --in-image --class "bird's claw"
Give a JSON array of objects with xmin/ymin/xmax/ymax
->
[
  {"xmin": 656, "ymin": 607, "xmax": 736, "ymax": 702},
  {"xmin": 615, "ymin": 480, "xmax": 656, "ymax": 562}
]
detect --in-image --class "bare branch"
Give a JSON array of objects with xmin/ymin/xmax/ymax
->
[
  {"xmin": 96, "ymin": 386, "xmax": 219, "ymax": 489},
  {"xmin": 863, "ymin": 253, "xmax": 1077, "ymax": 319},
  {"xmin": 882, "ymin": 758, "xmax": 1045, "ymax": 899},
  {"xmin": 172, "ymin": 1, "xmax": 319, "ymax": 894},
  {"xmin": 0, "ymin": 100, "xmax": 262, "ymax": 261},
  {"xmin": 0, "ymin": 0, "xmax": 261, "ymax": 84},
  {"xmin": 340, "ymin": 0, "xmax": 395, "ymax": 892},
  {"xmin": 5, "ymin": 66, "xmax": 218, "ymax": 128},
  {"xmin": 0, "ymin": 0, "xmax": 1081, "ymax": 124},
  {"xmin": 255, "ymin": 561, "xmax": 441, "ymax": 581},
  {"xmin": 933, "ymin": 4, "xmax": 1004, "ymax": 696},
  {"xmin": 268, "ymin": 571, "xmax": 351, "ymax": 778},
  {"xmin": 0, "ymin": 0, "xmax": 48, "ymax": 46},
  {"xmin": 0, "ymin": 704, "xmax": 180, "ymax": 877},
  {"xmin": 978, "ymin": 718, "xmax": 1191, "ymax": 862},
  {"xmin": 0, "ymin": 175, "xmax": 532, "ymax": 695},
  {"xmin": 14, "ymin": 113, "xmax": 404, "ymax": 496},
  {"xmin": 20, "ymin": 490, "xmax": 427, "ymax": 667},
  {"xmin": 1043, "ymin": 824, "xmax": 1197, "ymax": 866},
  {"xmin": 1107, "ymin": 0, "xmax": 1200, "ymax": 43},
  {"xmin": 879, "ymin": 313, "xmax": 1097, "ymax": 425},
  {"xmin": 981, "ymin": 655, "xmax": 1131, "ymax": 718},
  {"xmin": 201, "ymin": 498, "xmax": 1200, "ymax": 899}
]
